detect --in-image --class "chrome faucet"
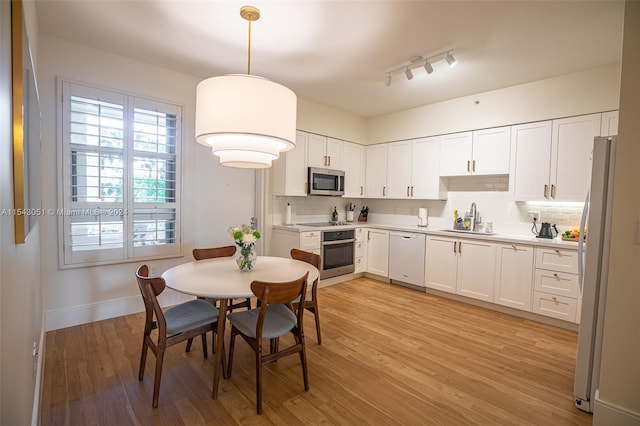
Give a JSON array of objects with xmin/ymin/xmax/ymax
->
[{"xmin": 469, "ymin": 202, "xmax": 477, "ymax": 231}]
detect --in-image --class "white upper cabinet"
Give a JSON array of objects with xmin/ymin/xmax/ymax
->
[
  {"xmin": 386, "ymin": 140, "xmax": 413, "ymax": 198},
  {"xmin": 512, "ymin": 121, "xmax": 553, "ymax": 201},
  {"xmin": 271, "ymin": 131, "xmax": 308, "ymax": 197},
  {"xmin": 550, "ymin": 113, "xmax": 602, "ymax": 201},
  {"xmin": 385, "ymin": 137, "xmax": 445, "ymax": 200},
  {"xmin": 600, "ymin": 111, "xmax": 618, "ymax": 136},
  {"xmin": 343, "ymin": 141, "xmax": 365, "ymax": 198},
  {"xmin": 514, "ymin": 114, "xmax": 601, "ymax": 202},
  {"xmin": 412, "ymin": 137, "xmax": 447, "ymax": 199},
  {"xmin": 307, "ymin": 133, "xmax": 342, "ymax": 169},
  {"xmin": 439, "ymin": 132, "xmax": 473, "ymax": 176},
  {"xmin": 472, "ymin": 126, "xmax": 512, "ymax": 175},
  {"xmin": 439, "ymin": 127, "xmax": 511, "ymax": 176},
  {"xmin": 365, "ymin": 144, "xmax": 388, "ymax": 198}
]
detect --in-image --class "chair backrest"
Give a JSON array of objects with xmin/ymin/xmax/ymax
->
[
  {"xmin": 193, "ymin": 245, "xmax": 236, "ymax": 261},
  {"xmin": 250, "ymin": 272, "xmax": 309, "ymax": 338},
  {"xmin": 136, "ymin": 265, "xmax": 168, "ymax": 333},
  {"xmin": 290, "ymin": 248, "xmax": 321, "ymax": 269}
]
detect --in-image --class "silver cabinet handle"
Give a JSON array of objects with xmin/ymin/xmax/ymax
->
[
  {"xmin": 544, "ymin": 184, "xmax": 549, "ymax": 198},
  {"xmin": 383, "ymin": 186, "xmax": 386, "ymax": 196},
  {"xmin": 551, "ymin": 184, "xmax": 556, "ymax": 198},
  {"xmin": 411, "ymin": 186, "xmax": 414, "ymax": 197},
  {"xmin": 360, "ymin": 186, "xmax": 363, "ymax": 196},
  {"xmin": 407, "ymin": 186, "xmax": 410, "ymax": 197}
]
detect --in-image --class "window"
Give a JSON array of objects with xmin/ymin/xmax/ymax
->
[{"xmin": 60, "ymin": 81, "xmax": 181, "ymax": 266}]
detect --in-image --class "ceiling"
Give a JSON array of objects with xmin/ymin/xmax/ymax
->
[{"xmin": 36, "ymin": 1, "xmax": 624, "ymax": 118}]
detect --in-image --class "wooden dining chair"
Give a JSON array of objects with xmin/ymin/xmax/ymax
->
[
  {"xmin": 135, "ymin": 265, "xmax": 220, "ymax": 408},
  {"xmin": 227, "ymin": 272, "xmax": 310, "ymax": 414},
  {"xmin": 290, "ymin": 248, "xmax": 323, "ymax": 344},
  {"xmin": 192, "ymin": 246, "xmax": 252, "ymax": 312}
]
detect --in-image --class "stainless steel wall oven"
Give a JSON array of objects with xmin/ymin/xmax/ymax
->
[{"xmin": 320, "ymin": 229, "xmax": 355, "ymax": 279}]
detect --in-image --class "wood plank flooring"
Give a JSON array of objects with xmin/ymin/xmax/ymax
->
[{"xmin": 40, "ymin": 278, "xmax": 592, "ymax": 425}]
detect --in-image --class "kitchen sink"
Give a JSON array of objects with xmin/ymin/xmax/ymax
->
[{"xmin": 440, "ymin": 229, "xmax": 496, "ymax": 236}]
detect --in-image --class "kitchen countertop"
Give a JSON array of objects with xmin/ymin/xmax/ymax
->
[{"xmin": 272, "ymin": 223, "xmax": 581, "ymax": 249}]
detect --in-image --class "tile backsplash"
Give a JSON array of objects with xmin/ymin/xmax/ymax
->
[{"xmin": 272, "ymin": 190, "xmax": 584, "ymax": 236}]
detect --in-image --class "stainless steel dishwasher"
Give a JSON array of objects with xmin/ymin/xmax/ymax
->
[{"xmin": 388, "ymin": 231, "xmax": 426, "ymax": 287}]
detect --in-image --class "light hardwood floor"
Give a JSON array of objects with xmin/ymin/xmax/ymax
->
[{"xmin": 41, "ymin": 278, "xmax": 592, "ymax": 425}]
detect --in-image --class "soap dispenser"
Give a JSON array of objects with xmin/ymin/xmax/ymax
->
[{"xmin": 331, "ymin": 206, "xmax": 339, "ymax": 223}]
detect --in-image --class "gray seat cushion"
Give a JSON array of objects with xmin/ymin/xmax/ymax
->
[
  {"xmin": 228, "ymin": 304, "xmax": 297, "ymax": 339},
  {"xmin": 164, "ymin": 299, "xmax": 219, "ymax": 335}
]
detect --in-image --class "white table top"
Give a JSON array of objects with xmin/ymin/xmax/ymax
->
[{"xmin": 162, "ymin": 256, "xmax": 320, "ymax": 299}]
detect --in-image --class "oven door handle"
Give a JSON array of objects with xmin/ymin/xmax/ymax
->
[{"xmin": 321, "ymin": 238, "xmax": 356, "ymax": 246}]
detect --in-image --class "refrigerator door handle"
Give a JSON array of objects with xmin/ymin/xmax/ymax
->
[{"xmin": 578, "ymin": 190, "xmax": 589, "ymax": 294}]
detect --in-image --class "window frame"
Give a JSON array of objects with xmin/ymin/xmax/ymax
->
[{"xmin": 58, "ymin": 80, "xmax": 183, "ymax": 268}]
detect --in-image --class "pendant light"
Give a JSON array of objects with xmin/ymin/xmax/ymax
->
[{"xmin": 195, "ymin": 6, "xmax": 297, "ymax": 168}]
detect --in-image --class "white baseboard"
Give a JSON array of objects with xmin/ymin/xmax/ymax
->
[
  {"xmin": 31, "ymin": 321, "xmax": 45, "ymax": 426},
  {"xmin": 594, "ymin": 389, "xmax": 640, "ymax": 426},
  {"xmin": 44, "ymin": 289, "xmax": 194, "ymax": 331}
]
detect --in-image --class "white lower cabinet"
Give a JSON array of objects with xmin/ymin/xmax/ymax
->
[
  {"xmin": 354, "ymin": 227, "xmax": 367, "ymax": 273},
  {"xmin": 426, "ymin": 236, "xmax": 496, "ymax": 302},
  {"xmin": 532, "ymin": 247, "xmax": 579, "ymax": 322},
  {"xmin": 494, "ymin": 243, "xmax": 534, "ymax": 311},
  {"xmin": 270, "ymin": 228, "xmax": 321, "ymax": 258},
  {"xmin": 366, "ymin": 229, "xmax": 389, "ymax": 277}
]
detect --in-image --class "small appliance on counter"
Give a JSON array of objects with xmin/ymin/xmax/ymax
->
[
  {"xmin": 418, "ymin": 208, "xmax": 428, "ymax": 227},
  {"xmin": 532, "ymin": 219, "xmax": 558, "ymax": 239},
  {"xmin": 358, "ymin": 206, "xmax": 368, "ymax": 222}
]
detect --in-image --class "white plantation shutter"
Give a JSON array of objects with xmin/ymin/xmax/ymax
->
[{"xmin": 60, "ymin": 81, "xmax": 181, "ymax": 266}]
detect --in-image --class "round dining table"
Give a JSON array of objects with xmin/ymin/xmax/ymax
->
[{"xmin": 161, "ymin": 256, "xmax": 319, "ymax": 399}]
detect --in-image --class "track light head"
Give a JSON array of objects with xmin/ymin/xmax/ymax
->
[
  {"xmin": 385, "ymin": 73, "xmax": 391, "ymax": 87},
  {"xmin": 404, "ymin": 68, "xmax": 413, "ymax": 80},
  {"xmin": 445, "ymin": 51, "xmax": 457, "ymax": 67},
  {"xmin": 424, "ymin": 61, "xmax": 434, "ymax": 74}
]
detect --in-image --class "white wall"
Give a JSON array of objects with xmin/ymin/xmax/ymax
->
[
  {"xmin": 367, "ymin": 64, "xmax": 620, "ymax": 144},
  {"xmin": 297, "ymin": 97, "xmax": 367, "ymax": 144},
  {"xmin": 0, "ymin": 1, "xmax": 44, "ymax": 424},
  {"xmin": 594, "ymin": 2, "xmax": 640, "ymax": 424}
]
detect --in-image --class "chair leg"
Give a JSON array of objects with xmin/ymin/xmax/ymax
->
[
  {"xmin": 255, "ymin": 344, "xmax": 263, "ymax": 414},
  {"xmin": 311, "ymin": 303, "xmax": 322, "ymax": 344},
  {"xmin": 201, "ymin": 333, "xmax": 208, "ymax": 359},
  {"xmin": 227, "ymin": 328, "xmax": 237, "ymax": 377},
  {"xmin": 138, "ymin": 336, "xmax": 149, "ymax": 381},
  {"xmin": 152, "ymin": 346, "xmax": 165, "ymax": 408},
  {"xmin": 185, "ymin": 338, "xmax": 193, "ymax": 353},
  {"xmin": 297, "ymin": 330, "xmax": 310, "ymax": 391},
  {"xmin": 244, "ymin": 297, "xmax": 252, "ymax": 310}
]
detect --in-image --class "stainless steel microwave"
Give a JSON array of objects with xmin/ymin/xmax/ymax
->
[{"xmin": 308, "ymin": 167, "xmax": 344, "ymax": 196}]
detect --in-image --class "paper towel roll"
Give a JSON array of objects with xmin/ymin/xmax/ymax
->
[
  {"xmin": 418, "ymin": 208, "xmax": 428, "ymax": 227},
  {"xmin": 285, "ymin": 203, "xmax": 292, "ymax": 225}
]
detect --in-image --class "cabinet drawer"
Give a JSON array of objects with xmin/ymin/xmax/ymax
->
[
  {"xmin": 355, "ymin": 227, "xmax": 366, "ymax": 241},
  {"xmin": 354, "ymin": 256, "xmax": 365, "ymax": 274},
  {"xmin": 535, "ymin": 248, "xmax": 579, "ymax": 274},
  {"xmin": 300, "ymin": 231, "xmax": 321, "ymax": 250},
  {"xmin": 534, "ymin": 269, "xmax": 579, "ymax": 298},
  {"xmin": 532, "ymin": 291, "xmax": 577, "ymax": 322},
  {"xmin": 355, "ymin": 241, "xmax": 365, "ymax": 257}
]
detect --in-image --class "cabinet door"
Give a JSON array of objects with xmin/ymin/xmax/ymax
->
[
  {"xmin": 439, "ymin": 131, "xmax": 473, "ymax": 176},
  {"xmin": 513, "ymin": 121, "xmax": 553, "ymax": 201},
  {"xmin": 412, "ymin": 136, "xmax": 445, "ymax": 199},
  {"xmin": 550, "ymin": 114, "xmax": 601, "ymax": 201},
  {"xmin": 457, "ymin": 240, "xmax": 496, "ymax": 302},
  {"xmin": 271, "ymin": 131, "xmax": 308, "ymax": 196},
  {"xmin": 425, "ymin": 236, "xmax": 458, "ymax": 293},
  {"xmin": 494, "ymin": 243, "xmax": 534, "ymax": 311},
  {"xmin": 343, "ymin": 142, "xmax": 365, "ymax": 198},
  {"xmin": 472, "ymin": 126, "xmax": 511, "ymax": 175},
  {"xmin": 366, "ymin": 229, "xmax": 389, "ymax": 277},
  {"xmin": 307, "ymin": 133, "xmax": 328, "ymax": 168},
  {"xmin": 365, "ymin": 144, "xmax": 388, "ymax": 198},
  {"xmin": 326, "ymin": 138, "xmax": 343, "ymax": 169},
  {"xmin": 386, "ymin": 141, "xmax": 412, "ymax": 198},
  {"xmin": 600, "ymin": 111, "xmax": 618, "ymax": 137}
]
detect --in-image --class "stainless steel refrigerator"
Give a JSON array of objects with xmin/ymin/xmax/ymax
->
[{"xmin": 574, "ymin": 136, "xmax": 616, "ymax": 413}]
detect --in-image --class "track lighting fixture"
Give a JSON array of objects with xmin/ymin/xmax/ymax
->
[
  {"xmin": 384, "ymin": 49, "xmax": 457, "ymax": 87},
  {"xmin": 404, "ymin": 68, "xmax": 413, "ymax": 80},
  {"xmin": 424, "ymin": 61, "xmax": 433, "ymax": 74},
  {"xmin": 445, "ymin": 51, "xmax": 457, "ymax": 67}
]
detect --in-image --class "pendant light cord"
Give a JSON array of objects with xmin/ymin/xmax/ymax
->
[{"xmin": 247, "ymin": 19, "xmax": 252, "ymax": 75}]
